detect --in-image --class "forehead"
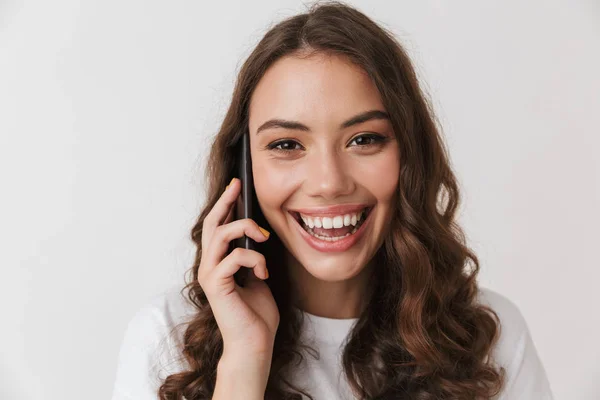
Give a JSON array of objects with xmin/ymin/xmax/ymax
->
[{"xmin": 248, "ymin": 53, "xmax": 385, "ymax": 132}]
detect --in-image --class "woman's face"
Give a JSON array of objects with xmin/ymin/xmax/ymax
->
[{"xmin": 248, "ymin": 52, "xmax": 400, "ymax": 283}]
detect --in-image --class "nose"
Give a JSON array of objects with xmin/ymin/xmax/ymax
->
[{"xmin": 303, "ymin": 148, "xmax": 355, "ymax": 200}]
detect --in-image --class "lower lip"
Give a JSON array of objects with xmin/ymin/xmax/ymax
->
[{"xmin": 291, "ymin": 208, "xmax": 373, "ymax": 253}]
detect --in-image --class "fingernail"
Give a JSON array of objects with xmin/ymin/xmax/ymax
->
[
  {"xmin": 265, "ymin": 269, "xmax": 269, "ymax": 279},
  {"xmin": 259, "ymin": 227, "xmax": 270, "ymax": 238},
  {"xmin": 225, "ymin": 178, "xmax": 235, "ymax": 191}
]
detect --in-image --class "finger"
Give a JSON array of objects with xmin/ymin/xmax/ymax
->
[
  {"xmin": 216, "ymin": 247, "xmax": 268, "ymax": 283},
  {"xmin": 203, "ymin": 247, "xmax": 268, "ymax": 296},
  {"xmin": 223, "ymin": 201, "xmax": 235, "ymax": 225},
  {"xmin": 202, "ymin": 178, "xmax": 239, "ymax": 248},
  {"xmin": 206, "ymin": 202, "xmax": 235, "ymax": 253},
  {"xmin": 202, "ymin": 218, "xmax": 270, "ymax": 274}
]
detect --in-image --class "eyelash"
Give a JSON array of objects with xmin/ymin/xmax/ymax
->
[{"xmin": 266, "ymin": 133, "xmax": 388, "ymax": 153}]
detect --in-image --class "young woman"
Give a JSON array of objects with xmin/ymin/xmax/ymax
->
[{"xmin": 111, "ymin": 2, "xmax": 554, "ymax": 399}]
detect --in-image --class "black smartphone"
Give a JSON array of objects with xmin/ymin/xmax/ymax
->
[{"xmin": 232, "ymin": 130, "xmax": 256, "ymax": 288}]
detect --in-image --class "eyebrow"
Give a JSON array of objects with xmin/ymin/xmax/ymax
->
[{"xmin": 255, "ymin": 109, "xmax": 390, "ymax": 135}]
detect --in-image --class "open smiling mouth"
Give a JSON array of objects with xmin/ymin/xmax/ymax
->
[{"xmin": 289, "ymin": 206, "xmax": 374, "ymax": 242}]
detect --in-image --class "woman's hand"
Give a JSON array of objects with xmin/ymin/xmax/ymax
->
[{"xmin": 198, "ymin": 178, "xmax": 280, "ymax": 360}]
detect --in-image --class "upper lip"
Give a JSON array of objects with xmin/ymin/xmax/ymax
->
[{"xmin": 288, "ymin": 204, "xmax": 372, "ymax": 218}]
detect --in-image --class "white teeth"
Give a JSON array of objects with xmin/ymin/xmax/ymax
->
[
  {"xmin": 343, "ymin": 214, "xmax": 351, "ymax": 226},
  {"xmin": 304, "ymin": 221, "xmax": 362, "ymax": 241},
  {"xmin": 298, "ymin": 208, "xmax": 369, "ymax": 230},
  {"xmin": 332, "ymin": 216, "xmax": 343, "ymax": 228}
]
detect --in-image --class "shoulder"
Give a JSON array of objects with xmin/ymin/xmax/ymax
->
[
  {"xmin": 475, "ymin": 286, "xmax": 554, "ymax": 400},
  {"xmin": 476, "ymin": 286, "xmax": 529, "ymax": 355},
  {"xmin": 135, "ymin": 285, "xmax": 197, "ymax": 332},
  {"xmin": 111, "ymin": 286, "xmax": 196, "ymax": 400}
]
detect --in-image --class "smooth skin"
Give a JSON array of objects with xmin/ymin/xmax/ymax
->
[{"xmin": 249, "ymin": 52, "xmax": 400, "ymax": 319}]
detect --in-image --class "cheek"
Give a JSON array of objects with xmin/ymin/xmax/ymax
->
[
  {"xmin": 252, "ymin": 161, "xmax": 295, "ymax": 210},
  {"xmin": 354, "ymin": 151, "xmax": 400, "ymax": 201}
]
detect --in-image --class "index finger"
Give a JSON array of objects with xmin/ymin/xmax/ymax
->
[{"xmin": 202, "ymin": 178, "xmax": 239, "ymax": 243}]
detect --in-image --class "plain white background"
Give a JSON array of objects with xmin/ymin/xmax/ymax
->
[{"xmin": 1, "ymin": 0, "xmax": 598, "ymax": 399}]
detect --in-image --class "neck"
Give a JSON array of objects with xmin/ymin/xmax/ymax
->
[{"xmin": 286, "ymin": 253, "xmax": 375, "ymax": 319}]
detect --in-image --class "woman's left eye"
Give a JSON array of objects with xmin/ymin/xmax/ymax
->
[{"xmin": 349, "ymin": 133, "xmax": 388, "ymax": 147}]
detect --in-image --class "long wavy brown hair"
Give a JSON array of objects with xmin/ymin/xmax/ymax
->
[{"xmin": 158, "ymin": 1, "xmax": 505, "ymax": 399}]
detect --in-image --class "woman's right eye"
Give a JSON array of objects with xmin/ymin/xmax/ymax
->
[{"xmin": 266, "ymin": 140, "xmax": 303, "ymax": 153}]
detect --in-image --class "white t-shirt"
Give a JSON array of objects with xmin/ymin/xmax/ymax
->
[{"xmin": 110, "ymin": 286, "xmax": 554, "ymax": 399}]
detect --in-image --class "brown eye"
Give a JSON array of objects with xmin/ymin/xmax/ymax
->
[
  {"xmin": 349, "ymin": 133, "xmax": 388, "ymax": 147},
  {"xmin": 266, "ymin": 140, "xmax": 303, "ymax": 152}
]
